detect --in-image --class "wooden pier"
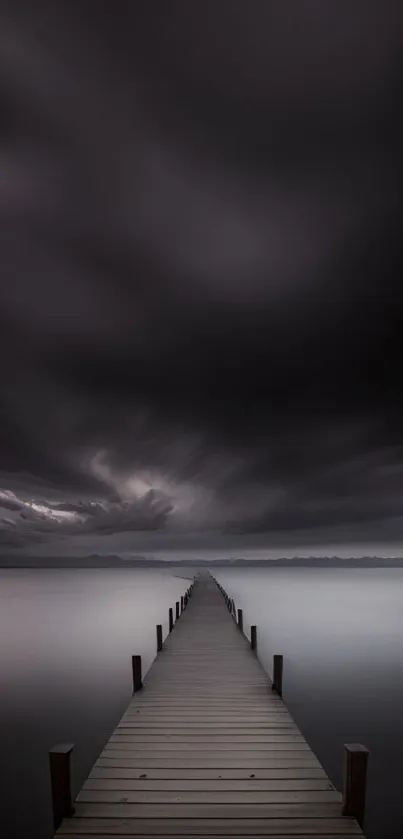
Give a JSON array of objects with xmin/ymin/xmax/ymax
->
[{"xmin": 52, "ymin": 574, "xmax": 367, "ymax": 837}]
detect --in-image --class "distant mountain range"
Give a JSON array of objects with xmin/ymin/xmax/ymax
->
[{"xmin": 1, "ymin": 554, "xmax": 403, "ymax": 568}]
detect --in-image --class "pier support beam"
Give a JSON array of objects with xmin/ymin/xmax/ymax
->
[
  {"xmin": 49, "ymin": 743, "xmax": 75, "ymax": 831},
  {"xmin": 272, "ymin": 654, "xmax": 283, "ymax": 696},
  {"xmin": 132, "ymin": 654, "xmax": 142, "ymax": 693},
  {"xmin": 342, "ymin": 743, "xmax": 369, "ymax": 828}
]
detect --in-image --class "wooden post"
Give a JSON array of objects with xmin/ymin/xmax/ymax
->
[
  {"xmin": 237, "ymin": 608, "xmax": 243, "ymax": 632},
  {"xmin": 49, "ymin": 743, "xmax": 75, "ymax": 831},
  {"xmin": 181, "ymin": 596, "xmax": 184, "ymax": 613},
  {"xmin": 272, "ymin": 654, "xmax": 283, "ymax": 696},
  {"xmin": 251, "ymin": 625, "xmax": 257, "ymax": 651},
  {"xmin": 342, "ymin": 743, "xmax": 369, "ymax": 827},
  {"xmin": 169, "ymin": 607, "xmax": 174, "ymax": 632},
  {"xmin": 176, "ymin": 601, "xmax": 180, "ymax": 620},
  {"xmin": 156, "ymin": 624, "xmax": 163, "ymax": 652},
  {"xmin": 132, "ymin": 655, "xmax": 142, "ymax": 692}
]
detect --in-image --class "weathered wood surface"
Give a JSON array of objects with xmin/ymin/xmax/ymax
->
[{"xmin": 55, "ymin": 574, "xmax": 365, "ymax": 837}]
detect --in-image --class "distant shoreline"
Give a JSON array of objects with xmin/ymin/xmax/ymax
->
[{"xmin": 2, "ymin": 556, "xmax": 403, "ymax": 569}]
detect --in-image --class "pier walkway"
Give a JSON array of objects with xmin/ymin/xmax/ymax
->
[{"xmin": 54, "ymin": 574, "xmax": 366, "ymax": 837}]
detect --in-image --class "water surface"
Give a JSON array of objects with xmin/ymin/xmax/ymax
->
[
  {"xmin": 215, "ymin": 567, "xmax": 403, "ymax": 839},
  {"xmin": 1, "ymin": 566, "xmax": 402, "ymax": 839},
  {"xmin": 0, "ymin": 568, "xmax": 190, "ymax": 839}
]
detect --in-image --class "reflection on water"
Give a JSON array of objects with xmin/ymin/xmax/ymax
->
[
  {"xmin": 215, "ymin": 568, "xmax": 403, "ymax": 839},
  {"xmin": 1, "ymin": 566, "xmax": 402, "ymax": 839},
  {"xmin": 0, "ymin": 569, "xmax": 190, "ymax": 839}
]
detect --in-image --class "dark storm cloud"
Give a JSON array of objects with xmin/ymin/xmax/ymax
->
[{"xmin": 1, "ymin": 2, "xmax": 403, "ymax": 555}]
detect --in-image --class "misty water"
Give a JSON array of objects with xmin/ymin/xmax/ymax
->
[{"xmin": 1, "ymin": 567, "xmax": 403, "ymax": 839}]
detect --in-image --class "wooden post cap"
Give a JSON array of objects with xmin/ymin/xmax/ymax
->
[{"xmin": 49, "ymin": 743, "xmax": 74, "ymax": 755}]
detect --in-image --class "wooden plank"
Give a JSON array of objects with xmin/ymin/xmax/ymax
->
[
  {"xmin": 56, "ymin": 834, "xmax": 361, "ymax": 839},
  {"xmin": 72, "ymin": 801, "xmax": 347, "ymax": 817},
  {"xmin": 125, "ymin": 703, "xmax": 287, "ymax": 708},
  {"xmin": 121, "ymin": 711, "xmax": 296, "ymax": 728},
  {"xmin": 109, "ymin": 736, "xmax": 305, "ymax": 744},
  {"xmin": 76, "ymin": 790, "xmax": 341, "ymax": 804},
  {"xmin": 116, "ymin": 727, "xmax": 299, "ymax": 733},
  {"xmin": 58, "ymin": 816, "xmax": 362, "ymax": 834},
  {"xmin": 122, "ymin": 712, "xmax": 291, "ymax": 718},
  {"xmin": 88, "ymin": 768, "xmax": 329, "ymax": 781},
  {"xmin": 124, "ymin": 704, "xmax": 289, "ymax": 709},
  {"xmin": 124, "ymin": 705, "xmax": 289, "ymax": 710},
  {"xmin": 96, "ymin": 759, "xmax": 324, "ymax": 769},
  {"xmin": 121, "ymin": 708, "xmax": 291, "ymax": 715},
  {"xmin": 124, "ymin": 712, "xmax": 291, "ymax": 719},
  {"xmin": 102, "ymin": 745, "xmax": 312, "ymax": 755},
  {"xmin": 124, "ymin": 708, "xmax": 290, "ymax": 713},
  {"xmin": 83, "ymin": 779, "xmax": 335, "ymax": 791}
]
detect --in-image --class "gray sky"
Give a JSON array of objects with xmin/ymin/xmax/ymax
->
[{"xmin": 1, "ymin": 2, "xmax": 403, "ymax": 558}]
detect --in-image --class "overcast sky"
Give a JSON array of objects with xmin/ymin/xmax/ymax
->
[{"xmin": 1, "ymin": 2, "xmax": 403, "ymax": 559}]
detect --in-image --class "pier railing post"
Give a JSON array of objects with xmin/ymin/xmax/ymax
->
[
  {"xmin": 181, "ymin": 595, "xmax": 184, "ymax": 613},
  {"xmin": 342, "ymin": 743, "xmax": 369, "ymax": 828},
  {"xmin": 132, "ymin": 654, "xmax": 142, "ymax": 693},
  {"xmin": 156, "ymin": 624, "xmax": 163, "ymax": 652},
  {"xmin": 251, "ymin": 625, "xmax": 257, "ymax": 651},
  {"xmin": 237, "ymin": 608, "xmax": 243, "ymax": 632},
  {"xmin": 176, "ymin": 601, "xmax": 180, "ymax": 620},
  {"xmin": 169, "ymin": 607, "xmax": 174, "ymax": 631},
  {"xmin": 272, "ymin": 654, "xmax": 283, "ymax": 696},
  {"xmin": 49, "ymin": 743, "xmax": 75, "ymax": 831}
]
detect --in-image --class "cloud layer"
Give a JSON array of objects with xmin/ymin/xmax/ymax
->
[{"xmin": 1, "ymin": 2, "xmax": 403, "ymax": 556}]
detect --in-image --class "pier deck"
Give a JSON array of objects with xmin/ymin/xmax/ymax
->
[{"xmin": 55, "ymin": 575, "xmax": 365, "ymax": 837}]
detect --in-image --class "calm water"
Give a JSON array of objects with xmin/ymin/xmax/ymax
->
[
  {"xmin": 1, "ymin": 567, "xmax": 402, "ymax": 838},
  {"xmin": 0, "ymin": 569, "xmax": 191, "ymax": 839},
  {"xmin": 215, "ymin": 568, "xmax": 403, "ymax": 839}
]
